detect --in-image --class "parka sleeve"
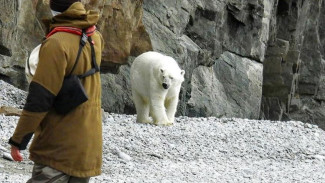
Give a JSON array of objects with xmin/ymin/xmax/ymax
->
[{"xmin": 9, "ymin": 37, "xmax": 67, "ymax": 150}]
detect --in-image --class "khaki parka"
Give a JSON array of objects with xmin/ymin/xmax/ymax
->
[{"xmin": 9, "ymin": 2, "xmax": 104, "ymax": 177}]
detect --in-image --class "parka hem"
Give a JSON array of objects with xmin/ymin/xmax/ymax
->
[{"xmin": 30, "ymin": 154, "xmax": 102, "ymax": 178}]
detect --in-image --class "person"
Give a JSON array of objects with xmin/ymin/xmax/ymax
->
[{"xmin": 8, "ymin": 0, "xmax": 104, "ymax": 182}]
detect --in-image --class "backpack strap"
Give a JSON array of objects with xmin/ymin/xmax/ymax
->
[
  {"xmin": 68, "ymin": 29, "xmax": 89, "ymax": 76},
  {"xmin": 78, "ymin": 36, "xmax": 100, "ymax": 79}
]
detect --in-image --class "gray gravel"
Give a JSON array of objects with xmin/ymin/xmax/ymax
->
[
  {"xmin": 0, "ymin": 80, "xmax": 27, "ymax": 109},
  {"xmin": 1, "ymin": 80, "xmax": 325, "ymax": 183}
]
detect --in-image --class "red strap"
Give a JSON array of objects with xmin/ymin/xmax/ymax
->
[{"xmin": 46, "ymin": 25, "xmax": 96, "ymax": 39}]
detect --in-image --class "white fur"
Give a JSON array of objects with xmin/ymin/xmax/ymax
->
[{"xmin": 130, "ymin": 51, "xmax": 185, "ymax": 126}]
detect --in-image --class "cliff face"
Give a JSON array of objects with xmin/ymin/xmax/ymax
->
[
  {"xmin": 0, "ymin": 0, "xmax": 324, "ymax": 128},
  {"xmin": 262, "ymin": 0, "xmax": 325, "ymax": 129}
]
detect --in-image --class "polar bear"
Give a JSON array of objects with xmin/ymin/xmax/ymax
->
[{"xmin": 130, "ymin": 51, "xmax": 185, "ymax": 126}]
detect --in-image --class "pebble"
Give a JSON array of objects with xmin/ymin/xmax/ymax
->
[
  {"xmin": 2, "ymin": 152, "xmax": 13, "ymax": 161},
  {"xmin": 0, "ymin": 145, "xmax": 8, "ymax": 152},
  {"xmin": 114, "ymin": 148, "xmax": 132, "ymax": 161},
  {"xmin": 313, "ymin": 155, "xmax": 325, "ymax": 161}
]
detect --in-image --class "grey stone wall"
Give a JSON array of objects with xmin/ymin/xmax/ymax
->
[
  {"xmin": 0, "ymin": 0, "xmax": 44, "ymax": 89},
  {"xmin": 261, "ymin": 0, "xmax": 325, "ymax": 129}
]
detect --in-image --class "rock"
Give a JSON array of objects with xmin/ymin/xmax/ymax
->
[
  {"xmin": 313, "ymin": 155, "xmax": 325, "ymax": 161},
  {"xmin": 0, "ymin": 80, "xmax": 27, "ymax": 107},
  {"xmin": 0, "ymin": 145, "xmax": 8, "ymax": 152},
  {"xmin": 213, "ymin": 52, "xmax": 263, "ymax": 119},
  {"xmin": 187, "ymin": 66, "xmax": 229, "ymax": 117},
  {"xmin": 260, "ymin": 0, "xmax": 325, "ymax": 129},
  {"xmin": 113, "ymin": 148, "xmax": 132, "ymax": 161},
  {"xmin": 95, "ymin": 0, "xmax": 152, "ymax": 72},
  {"xmin": 2, "ymin": 152, "xmax": 13, "ymax": 161},
  {"xmin": 0, "ymin": 106, "xmax": 22, "ymax": 116}
]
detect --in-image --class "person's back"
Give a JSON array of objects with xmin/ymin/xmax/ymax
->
[{"xmin": 8, "ymin": 1, "xmax": 104, "ymax": 182}]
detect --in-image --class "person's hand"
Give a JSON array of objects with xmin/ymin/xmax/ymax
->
[{"xmin": 11, "ymin": 146, "xmax": 23, "ymax": 162}]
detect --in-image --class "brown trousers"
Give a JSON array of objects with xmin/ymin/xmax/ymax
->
[{"xmin": 26, "ymin": 164, "xmax": 90, "ymax": 183}]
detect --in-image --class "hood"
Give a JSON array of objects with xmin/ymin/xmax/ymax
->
[{"xmin": 49, "ymin": 2, "xmax": 99, "ymax": 30}]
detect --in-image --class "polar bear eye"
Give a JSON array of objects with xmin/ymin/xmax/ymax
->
[{"xmin": 169, "ymin": 76, "xmax": 174, "ymax": 80}]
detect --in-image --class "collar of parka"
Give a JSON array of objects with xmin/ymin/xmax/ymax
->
[{"xmin": 49, "ymin": 2, "xmax": 99, "ymax": 30}]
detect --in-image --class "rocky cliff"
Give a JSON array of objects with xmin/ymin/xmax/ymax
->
[{"xmin": 0, "ymin": 0, "xmax": 324, "ymax": 129}]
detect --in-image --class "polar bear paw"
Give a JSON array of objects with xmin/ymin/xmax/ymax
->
[
  {"xmin": 154, "ymin": 120, "xmax": 173, "ymax": 126},
  {"xmin": 136, "ymin": 117, "xmax": 153, "ymax": 124}
]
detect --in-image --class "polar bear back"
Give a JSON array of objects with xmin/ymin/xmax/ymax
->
[{"xmin": 132, "ymin": 51, "xmax": 180, "ymax": 72}]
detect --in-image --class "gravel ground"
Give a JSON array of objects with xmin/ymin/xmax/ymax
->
[
  {"xmin": 1, "ymin": 80, "xmax": 325, "ymax": 183},
  {"xmin": 0, "ymin": 80, "xmax": 27, "ymax": 109}
]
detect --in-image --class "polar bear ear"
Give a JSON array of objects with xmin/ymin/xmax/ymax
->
[
  {"xmin": 160, "ymin": 68, "xmax": 165, "ymax": 73},
  {"xmin": 181, "ymin": 70, "xmax": 185, "ymax": 76}
]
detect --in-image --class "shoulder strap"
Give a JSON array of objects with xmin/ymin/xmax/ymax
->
[
  {"xmin": 68, "ymin": 29, "xmax": 88, "ymax": 76},
  {"xmin": 78, "ymin": 36, "xmax": 100, "ymax": 78}
]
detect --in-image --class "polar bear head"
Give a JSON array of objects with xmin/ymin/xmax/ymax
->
[{"xmin": 159, "ymin": 67, "xmax": 185, "ymax": 90}]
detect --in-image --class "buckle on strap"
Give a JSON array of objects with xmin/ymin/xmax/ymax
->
[{"xmin": 80, "ymin": 32, "xmax": 88, "ymax": 46}]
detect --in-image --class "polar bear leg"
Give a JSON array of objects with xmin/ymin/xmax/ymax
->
[
  {"xmin": 132, "ymin": 90, "xmax": 152, "ymax": 124},
  {"xmin": 149, "ymin": 95, "xmax": 170, "ymax": 126},
  {"xmin": 165, "ymin": 96, "xmax": 178, "ymax": 124}
]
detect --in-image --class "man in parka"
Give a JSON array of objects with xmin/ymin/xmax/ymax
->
[{"xmin": 8, "ymin": 0, "xmax": 104, "ymax": 182}]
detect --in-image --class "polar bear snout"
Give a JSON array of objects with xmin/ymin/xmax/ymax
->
[{"xmin": 162, "ymin": 83, "xmax": 169, "ymax": 89}]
